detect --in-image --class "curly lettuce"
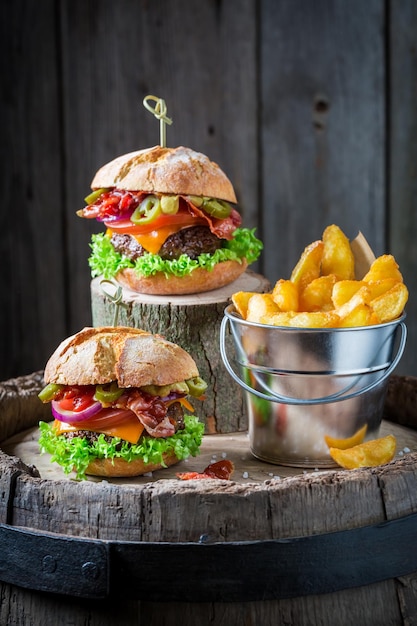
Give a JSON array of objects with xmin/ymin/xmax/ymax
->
[
  {"xmin": 88, "ymin": 227, "xmax": 263, "ymax": 280},
  {"xmin": 38, "ymin": 415, "xmax": 204, "ymax": 481}
]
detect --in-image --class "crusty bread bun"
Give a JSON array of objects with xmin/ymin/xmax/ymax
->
[
  {"xmin": 116, "ymin": 259, "xmax": 248, "ymax": 295},
  {"xmin": 44, "ymin": 326, "xmax": 199, "ymax": 387},
  {"xmin": 91, "ymin": 145, "xmax": 237, "ymax": 203},
  {"xmin": 85, "ymin": 450, "xmax": 180, "ymax": 478}
]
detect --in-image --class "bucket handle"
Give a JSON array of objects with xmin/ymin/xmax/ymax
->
[{"xmin": 220, "ymin": 316, "xmax": 407, "ymax": 406}]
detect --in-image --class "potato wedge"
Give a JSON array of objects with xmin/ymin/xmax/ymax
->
[
  {"xmin": 332, "ymin": 280, "xmax": 366, "ymax": 308},
  {"xmin": 300, "ymin": 274, "xmax": 337, "ymax": 312},
  {"xmin": 286, "ymin": 311, "xmax": 340, "ymax": 328},
  {"xmin": 290, "ymin": 240, "xmax": 324, "ymax": 292},
  {"xmin": 321, "ymin": 224, "xmax": 355, "ymax": 280},
  {"xmin": 370, "ymin": 282, "xmax": 409, "ymax": 323},
  {"xmin": 337, "ymin": 304, "xmax": 380, "ymax": 328},
  {"xmin": 262, "ymin": 312, "xmax": 296, "ymax": 326},
  {"xmin": 272, "ymin": 279, "xmax": 299, "ymax": 312},
  {"xmin": 324, "ymin": 424, "xmax": 367, "ymax": 450},
  {"xmin": 366, "ymin": 278, "xmax": 399, "ymax": 300},
  {"xmin": 232, "ymin": 291, "xmax": 259, "ymax": 319},
  {"xmin": 362, "ymin": 254, "xmax": 403, "ymax": 283},
  {"xmin": 329, "ymin": 434, "xmax": 396, "ymax": 469},
  {"xmin": 246, "ymin": 294, "xmax": 280, "ymax": 323},
  {"xmin": 335, "ymin": 285, "xmax": 372, "ymax": 319}
]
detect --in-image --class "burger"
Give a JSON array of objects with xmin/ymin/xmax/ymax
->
[
  {"xmin": 38, "ymin": 326, "xmax": 206, "ymax": 480},
  {"xmin": 77, "ymin": 145, "xmax": 263, "ymax": 295}
]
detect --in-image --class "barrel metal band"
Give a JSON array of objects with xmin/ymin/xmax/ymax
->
[{"xmin": 1, "ymin": 511, "xmax": 417, "ymax": 601}]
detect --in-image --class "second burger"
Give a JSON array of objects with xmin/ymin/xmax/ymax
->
[{"xmin": 78, "ymin": 145, "xmax": 263, "ymax": 295}]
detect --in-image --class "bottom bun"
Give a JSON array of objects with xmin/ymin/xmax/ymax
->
[
  {"xmin": 116, "ymin": 259, "xmax": 248, "ymax": 295},
  {"xmin": 85, "ymin": 450, "xmax": 180, "ymax": 478}
]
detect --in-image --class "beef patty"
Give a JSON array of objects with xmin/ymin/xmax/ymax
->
[{"xmin": 111, "ymin": 225, "xmax": 223, "ymax": 261}]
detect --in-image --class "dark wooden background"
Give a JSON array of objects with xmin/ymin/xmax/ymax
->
[{"xmin": 1, "ymin": 0, "xmax": 416, "ymax": 381}]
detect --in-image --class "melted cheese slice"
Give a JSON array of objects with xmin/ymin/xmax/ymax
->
[
  {"xmin": 108, "ymin": 224, "xmax": 188, "ymax": 255},
  {"xmin": 53, "ymin": 418, "xmax": 144, "ymax": 444}
]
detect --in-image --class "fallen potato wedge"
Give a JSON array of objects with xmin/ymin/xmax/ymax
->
[
  {"xmin": 329, "ymin": 434, "xmax": 396, "ymax": 469},
  {"xmin": 321, "ymin": 224, "xmax": 355, "ymax": 280},
  {"xmin": 324, "ymin": 424, "xmax": 368, "ymax": 450}
]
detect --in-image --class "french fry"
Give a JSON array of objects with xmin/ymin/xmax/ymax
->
[
  {"xmin": 272, "ymin": 279, "xmax": 299, "ymax": 312},
  {"xmin": 232, "ymin": 291, "xmax": 259, "ymax": 319},
  {"xmin": 246, "ymin": 294, "xmax": 280, "ymax": 323},
  {"xmin": 300, "ymin": 274, "xmax": 337, "ymax": 312},
  {"xmin": 366, "ymin": 278, "xmax": 399, "ymax": 300},
  {"xmin": 370, "ymin": 282, "xmax": 409, "ymax": 323},
  {"xmin": 329, "ymin": 434, "xmax": 396, "ymax": 469},
  {"xmin": 286, "ymin": 311, "xmax": 340, "ymax": 328},
  {"xmin": 335, "ymin": 285, "xmax": 371, "ymax": 319},
  {"xmin": 332, "ymin": 280, "xmax": 366, "ymax": 308},
  {"xmin": 337, "ymin": 304, "xmax": 380, "ymax": 328},
  {"xmin": 362, "ymin": 254, "xmax": 403, "ymax": 283},
  {"xmin": 261, "ymin": 312, "xmax": 296, "ymax": 326},
  {"xmin": 321, "ymin": 224, "xmax": 355, "ymax": 280},
  {"xmin": 290, "ymin": 240, "xmax": 324, "ymax": 292},
  {"xmin": 231, "ymin": 225, "xmax": 408, "ymax": 331}
]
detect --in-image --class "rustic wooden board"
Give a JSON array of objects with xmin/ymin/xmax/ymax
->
[
  {"xmin": 1, "ymin": 373, "xmax": 417, "ymax": 624},
  {"xmin": 2, "ymin": 419, "xmax": 416, "ymax": 486}
]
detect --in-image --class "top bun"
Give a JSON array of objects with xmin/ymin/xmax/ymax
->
[
  {"xmin": 90, "ymin": 145, "xmax": 237, "ymax": 203},
  {"xmin": 44, "ymin": 326, "xmax": 199, "ymax": 387}
]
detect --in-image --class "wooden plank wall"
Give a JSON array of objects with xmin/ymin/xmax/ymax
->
[{"xmin": 1, "ymin": 0, "xmax": 416, "ymax": 381}]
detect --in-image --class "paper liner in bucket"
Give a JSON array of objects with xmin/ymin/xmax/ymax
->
[{"xmin": 220, "ymin": 305, "xmax": 407, "ymax": 467}]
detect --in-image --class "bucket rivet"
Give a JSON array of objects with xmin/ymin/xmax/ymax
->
[
  {"xmin": 42, "ymin": 555, "xmax": 57, "ymax": 574},
  {"xmin": 82, "ymin": 561, "xmax": 100, "ymax": 580}
]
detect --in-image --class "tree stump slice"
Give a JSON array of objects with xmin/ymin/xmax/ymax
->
[{"xmin": 91, "ymin": 271, "xmax": 270, "ymax": 433}]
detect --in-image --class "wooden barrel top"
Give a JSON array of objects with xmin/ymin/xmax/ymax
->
[{"xmin": 1, "ymin": 372, "xmax": 417, "ymax": 621}]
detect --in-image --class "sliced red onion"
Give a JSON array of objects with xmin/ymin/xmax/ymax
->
[{"xmin": 51, "ymin": 399, "xmax": 102, "ymax": 423}]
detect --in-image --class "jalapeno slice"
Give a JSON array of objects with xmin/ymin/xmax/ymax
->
[
  {"xmin": 160, "ymin": 195, "xmax": 179, "ymax": 215},
  {"xmin": 186, "ymin": 376, "xmax": 208, "ymax": 397},
  {"xmin": 201, "ymin": 198, "xmax": 232, "ymax": 219},
  {"xmin": 38, "ymin": 383, "xmax": 64, "ymax": 403},
  {"xmin": 94, "ymin": 381, "xmax": 125, "ymax": 404},
  {"xmin": 84, "ymin": 188, "xmax": 110, "ymax": 205},
  {"xmin": 131, "ymin": 195, "xmax": 162, "ymax": 224}
]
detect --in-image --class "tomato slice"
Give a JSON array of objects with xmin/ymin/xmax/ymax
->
[
  {"xmin": 57, "ymin": 386, "xmax": 96, "ymax": 412},
  {"xmin": 104, "ymin": 211, "xmax": 206, "ymax": 235}
]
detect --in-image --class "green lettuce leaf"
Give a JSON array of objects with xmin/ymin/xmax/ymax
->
[
  {"xmin": 88, "ymin": 227, "xmax": 263, "ymax": 280},
  {"xmin": 38, "ymin": 415, "xmax": 204, "ymax": 481}
]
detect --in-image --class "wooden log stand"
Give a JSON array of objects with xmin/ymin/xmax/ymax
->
[
  {"xmin": 1, "ymin": 373, "xmax": 417, "ymax": 624},
  {"xmin": 90, "ymin": 271, "xmax": 270, "ymax": 433}
]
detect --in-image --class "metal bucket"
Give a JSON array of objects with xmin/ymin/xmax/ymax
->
[{"xmin": 220, "ymin": 305, "xmax": 407, "ymax": 467}]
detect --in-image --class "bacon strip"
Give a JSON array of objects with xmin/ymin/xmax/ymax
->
[{"xmin": 116, "ymin": 391, "xmax": 175, "ymax": 438}]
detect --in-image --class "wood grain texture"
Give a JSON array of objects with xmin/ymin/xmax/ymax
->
[
  {"xmin": 388, "ymin": 0, "xmax": 417, "ymax": 376},
  {"xmin": 1, "ymin": 373, "xmax": 417, "ymax": 623},
  {"xmin": 1, "ymin": 3, "xmax": 416, "ymax": 393}
]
